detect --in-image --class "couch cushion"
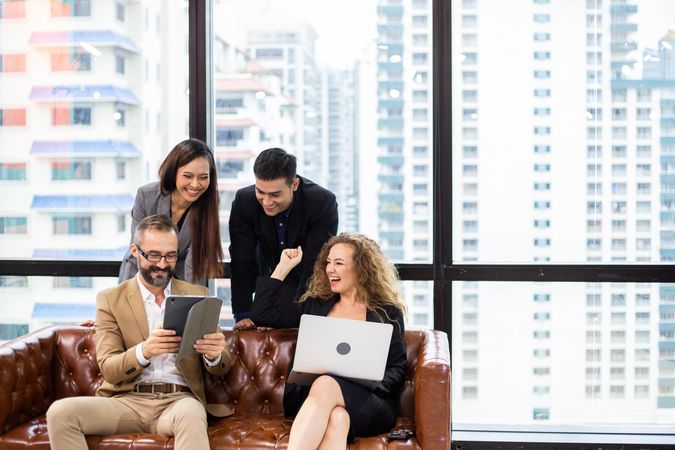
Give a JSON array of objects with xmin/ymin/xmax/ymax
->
[
  {"xmin": 208, "ymin": 414, "xmax": 421, "ymax": 449},
  {"xmin": 0, "ymin": 414, "xmax": 420, "ymax": 449},
  {"xmin": 0, "ymin": 416, "xmax": 50, "ymax": 450},
  {"xmin": 208, "ymin": 413, "xmax": 292, "ymax": 447},
  {"xmin": 0, "ymin": 415, "xmax": 177, "ymax": 450}
]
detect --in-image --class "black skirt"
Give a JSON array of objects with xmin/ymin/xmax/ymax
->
[{"xmin": 283, "ymin": 376, "xmax": 398, "ymax": 443}]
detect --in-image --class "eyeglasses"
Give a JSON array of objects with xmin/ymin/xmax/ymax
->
[{"xmin": 136, "ymin": 245, "xmax": 178, "ymax": 263}]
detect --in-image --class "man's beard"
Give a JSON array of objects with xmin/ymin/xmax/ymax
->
[{"xmin": 139, "ymin": 265, "xmax": 174, "ymax": 288}]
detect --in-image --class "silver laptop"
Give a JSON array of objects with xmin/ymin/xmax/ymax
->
[{"xmin": 287, "ymin": 314, "xmax": 393, "ymax": 390}]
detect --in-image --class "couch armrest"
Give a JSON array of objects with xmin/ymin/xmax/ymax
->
[
  {"xmin": 413, "ymin": 329, "xmax": 451, "ymax": 450},
  {"xmin": 0, "ymin": 326, "xmax": 59, "ymax": 435}
]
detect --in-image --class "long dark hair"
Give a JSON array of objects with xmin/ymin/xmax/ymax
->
[{"xmin": 158, "ymin": 138, "xmax": 223, "ymax": 279}]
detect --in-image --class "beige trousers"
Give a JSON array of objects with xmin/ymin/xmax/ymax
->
[{"xmin": 46, "ymin": 392, "xmax": 209, "ymax": 450}]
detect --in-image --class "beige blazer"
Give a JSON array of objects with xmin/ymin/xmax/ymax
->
[{"xmin": 95, "ymin": 278, "xmax": 233, "ymax": 417}]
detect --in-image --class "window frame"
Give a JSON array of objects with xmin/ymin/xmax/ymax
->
[{"xmin": 2, "ymin": 1, "xmax": 675, "ymax": 448}]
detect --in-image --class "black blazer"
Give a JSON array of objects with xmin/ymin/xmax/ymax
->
[
  {"xmin": 252, "ymin": 276, "xmax": 407, "ymax": 398},
  {"xmin": 228, "ymin": 176, "xmax": 338, "ymax": 320}
]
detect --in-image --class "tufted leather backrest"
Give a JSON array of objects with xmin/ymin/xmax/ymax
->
[
  {"xmin": 204, "ymin": 329, "xmax": 296, "ymax": 415},
  {"xmin": 0, "ymin": 327, "xmax": 56, "ymax": 433},
  {"xmin": 53, "ymin": 326, "xmax": 101, "ymax": 399}
]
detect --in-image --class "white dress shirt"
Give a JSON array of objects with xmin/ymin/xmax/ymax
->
[
  {"xmin": 133, "ymin": 276, "xmax": 189, "ymax": 386},
  {"xmin": 132, "ymin": 275, "xmax": 222, "ymax": 387}
]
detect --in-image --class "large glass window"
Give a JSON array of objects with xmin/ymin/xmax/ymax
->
[
  {"xmin": 5, "ymin": 1, "xmax": 675, "ymax": 445},
  {"xmin": 0, "ymin": 1, "xmax": 189, "ymax": 328},
  {"xmin": 452, "ymin": 0, "xmax": 675, "ymax": 266},
  {"xmin": 451, "ymin": 0, "xmax": 675, "ymax": 442},
  {"xmin": 211, "ymin": 0, "xmax": 434, "ymax": 326},
  {"xmin": 453, "ymin": 281, "xmax": 675, "ymax": 434}
]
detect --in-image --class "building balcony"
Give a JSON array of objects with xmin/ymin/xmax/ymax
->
[
  {"xmin": 379, "ymin": 230, "xmax": 404, "ymax": 240},
  {"xmin": 378, "ymin": 80, "xmax": 404, "ymax": 91},
  {"xmin": 377, "ymin": 137, "xmax": 404, "ymax": 146},
  {"xmin": 377, "ymin": 72, "xmax": 404, "ymax": 83},
  {"xmin": 30, "ymin": 140, "xmax": 140, "ymax": 158},
  {"xmin": 215, "ymin": 78, "xmax": 274, "ymax": 95},
  {"xmin": 32, "ymin": 303, "xmax": 97, "ymax": 322},
  {"xmin": 377, "ymin": 5, "xmax": 403, "ymax": 16},
  {"xmin": 378, "ymin": 99, "xmax": 404, "ymax": 109},
  {"xmin": 611, "ymin": 41, "xmax": 638, "ymax": 52},
  {"xmin": 661, "ymin": 248, "xmax": 675, "ymax": 261},
  {"xmin": 380, "ymin": 43, "xmax": 404, "ymax": 55},
  {"xmin": 377, "ymin": 23, "xmax": 404, "ymax": 35},
  {"xmin": 612, "ymin": 79, "xmax": 675, "ymax": 89},
  {"xmin": 378, "ymin": 173, "xmax": 404, "ymax": 184},
  {"xmin": 378, "ymin": 192, "xmax": 404, "ymax": 202},
  {"xmin": 383, "ymin": 249, "xmax": 404, "ymax": 261},
  {"xmin": 29, "ymin": 30, "xmax": 140, "ymax": 53},
  {"xmin": 660, "ymin": 334, "xmax": 675, "ymax": 352},
  {"xmin": 378, "ymin": 118, "xmax": 404, "ymax": 129},
  {"xmin": 610, "ymin": 60, "xmax": 637, "ymax": 70},
  {"xmin": 377, "ymin": 61, "xmax": 403, "ymax": 72},
  {"xmin": 661, "ymin": 302, "xmax": 675, "ymax": 312},
  {"xmin": 610, "ymin": 4, "xmax": 638, "ymax": 14},
  {"xmin": 610, "ymin": 22, "xmax": 638, "ymax": 32},
  {"xmin": 377, "ymin": 154, "xmax": 404, "ymax": 165},
  {"xmin": 661, "ymin": 231, "xmax": 675, "ymax": 244},
  {"xmin": 29, "ymin": 85, "xmax": 140, "ymax": 105},
  {"xmin": 30, "ymin": 194, "xmax": 134, "ymax": 213},
  {"xmin": 33, "ymin": 247, "xmax": 127, "ymax": 259}
]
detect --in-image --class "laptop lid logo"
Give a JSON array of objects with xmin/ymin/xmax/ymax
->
[{"xmin": 336, "ymin": 342, "xmax": 351, "ymax": 355}]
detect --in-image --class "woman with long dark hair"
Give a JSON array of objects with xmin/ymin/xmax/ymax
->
[{"xmin": 119, "ymin": 138, "xmax": 223, "ymax": 283}]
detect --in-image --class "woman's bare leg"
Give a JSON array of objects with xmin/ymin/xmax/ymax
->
[
  {"xmin": 288, "ymin": 376, "xmax": 347, "ymax": 450},
  {"xmin": 317, "ymin": 406, "xmax": 350, "ymax": 450}
]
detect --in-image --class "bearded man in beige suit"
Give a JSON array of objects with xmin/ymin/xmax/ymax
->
[{"xmin": 47, "ymin": 214, "xmax": 232, "ymax": 450}]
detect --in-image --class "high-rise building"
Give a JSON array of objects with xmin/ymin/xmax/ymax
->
[
  {"xmin": 246, "ymin": 23, "xmax": 325, "ymax": 185},
  {"xmin": 210, "ymin": 31, "xmax": 296, "ymax": 322},
  {"xmin": 372, "ymin": 0, "xmax": 434, "ymax": 329},
  {"xmin": 0, "ymin": 0, "xmax": 188, "ymax": 332},
  {"xmin": 324, "ymin": 68, "xmax": 358, "ymax": 232},
  {"xmin": 452, "ymin": 0, "xmax": 675, "ymax": 426}
]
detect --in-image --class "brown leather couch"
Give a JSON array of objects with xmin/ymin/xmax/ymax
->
[{"xmin": 0, "ymin": 326, "xmax": 450, "ymax": 449}]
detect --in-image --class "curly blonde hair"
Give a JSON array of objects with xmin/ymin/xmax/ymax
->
[{"xmin": 301, "ymin": 233, "xmax": 407, "ymax": 319}]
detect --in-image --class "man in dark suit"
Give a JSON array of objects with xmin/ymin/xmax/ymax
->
[
  {"xmin": 46, "ymin": 215, "xmax": 232, "ymax": 450},
  {"xmin": 229, "ymin": 148, "xmax": 338, "ymax": 329}
]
